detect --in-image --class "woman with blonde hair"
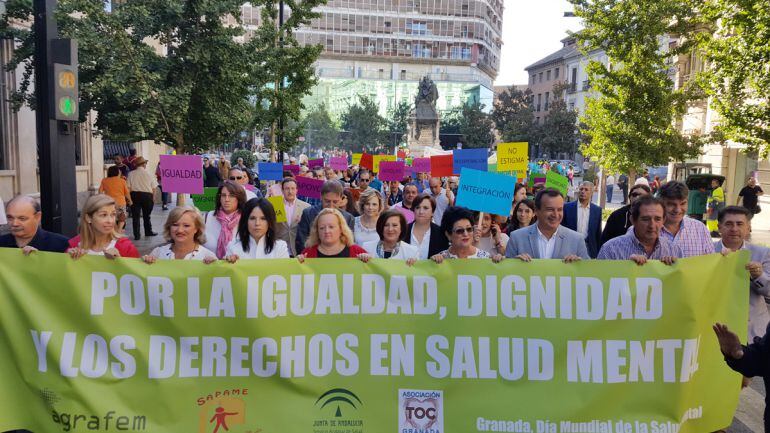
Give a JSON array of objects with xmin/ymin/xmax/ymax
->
[
  {"xmin": 142, "ymin": 206, "xmax": 217, "ymax": 263},
  {"xmin": 353, "ymin": 187, "xmax": 384, "ymax": 246},
  {"xmin": 297, "ymin": 208, "xmax": 369, "ymax": 261},
  {"xmin": 68, "ymin": 194, "xmax": 139, "ymax": 259}
]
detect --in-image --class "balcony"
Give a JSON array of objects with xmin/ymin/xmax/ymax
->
[
  {"xmin": 582, "ymin": 80, "xmax": 591, "ymax": 91},
  {"xmin": 567, "ymin": 82, "xmax": 577, "ymax": 94}
]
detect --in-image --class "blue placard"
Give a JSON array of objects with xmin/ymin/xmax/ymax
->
[
  {"xmin": 452, "ymin": 148, "xmax": 488, "ymax": 174},
  {"xmin": 455, "ymin": 167, "xmax": 517, "ymax": 215},
  {"xmin": 258, "ymin": 162, "xmax": 284, "ymax": 181}
]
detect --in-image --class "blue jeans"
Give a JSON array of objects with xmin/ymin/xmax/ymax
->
[{"xmin": 606, "ymin": 185, "xmax": 614, "ymax": 203}]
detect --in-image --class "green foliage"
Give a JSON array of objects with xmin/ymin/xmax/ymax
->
[
  {"xmin": 230, "ymin": 149, "xmax": 255, "ymax": 167},
  {"xmin": 538, "ymin": 84, "xmax": 578, "ymax": 156},
  {"xmin": 703, "ymin": 0, "xmax": 770, "ymax": 157},
  {"xmin": 456, "ymin": 102, "xmax": 495, "ymax": 149},
  {"xmin": 388, "ymin": 100, "xmax": 411, "ymax": 137},
  {"xmin": 492, "ymin": 86, "xmax": 535, "ymax": 142},
  {"xmin": 568, "ymin": 0, "xmax": 708, "ymax": 173},
  {"xmin": 302, "ymin": 104, "xmax": 339, "ymax": 149},
  {"xmin": 340, "ymin": 96, "xmax": 388, "ymax": 152},
  {"xmin": 0, "ymin": 0, "xmax": 323, "ymax": 156}
]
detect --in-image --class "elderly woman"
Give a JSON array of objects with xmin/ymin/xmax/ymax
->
[
  {"xmin": 354, "ymin": 188, "xmax": 384, "ymax": 246},
  {"xmin": 297, "ymin": 208, "xmax": 369, "ymax": 261},
  {"xmin": 142, "ymin": 206, "xmax": 217, "ymax": 263},
  {"xmin": 225, "ymin": 198, "xmax": 290, "ymax": 261},
  {"xmin": 476, "ymin": 212, "xmax": 510, "ymax": 256},
  {"xmin": 407, "ymin": 194, "xmax": 448, "ymax": 260},
  {"xmin": 362, "ymin": 209, "xmax": 419, "ymax": 265},
  {"xmin": 68, "ymin": 194, "xmax": 139, "ymax": 259},
  {"xmin": 431, "ymin": 206, "xmax": 503, "ymax": 263},
  {"xmin": 202, "ymin": 181, "xmax": 247, "ymax": 258},
  {"xmin": 507, "ymin": 199, "xmax": 536, "ymax": 232}
]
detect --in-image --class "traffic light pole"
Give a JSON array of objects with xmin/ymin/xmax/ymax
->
[{"xmin": 34, "ymin": 0, "xmax": 78, "ymax": 236}]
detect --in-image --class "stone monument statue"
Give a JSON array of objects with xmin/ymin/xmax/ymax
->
[{"xmin": 407, "ymin": 76, "xmax": 442, "ymax": 156}]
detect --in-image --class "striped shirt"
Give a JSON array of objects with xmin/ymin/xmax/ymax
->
[
  {"xmin": 597, "ymin": 230, "xmax": 683, "ymax": 260},
  {"xmin": 660, "ymin": 216, "xmax": 715, "ymax": 257}
]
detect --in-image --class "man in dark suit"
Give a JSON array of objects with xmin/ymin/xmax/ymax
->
[
  {"xmin": 296, "ymin": 180, "xmax": 355, "ymax": 254},
  {"xmin": 0, "ymin": 196, "xmax": 69, "ymax": 253},
  {"xmin": 561, "ymin": 181, "xmax": 603, "ymax": 258}
]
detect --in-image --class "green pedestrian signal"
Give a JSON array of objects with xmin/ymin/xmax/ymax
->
[{"xmin": 53, "ymin": 64, "xmax": 78, "ymax": 121}]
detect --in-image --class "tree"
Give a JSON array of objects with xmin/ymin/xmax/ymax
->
[
  {"xmin": 568, "ymin": 0, "xmax": 708, "ymax": 173},
  {"xmin": 0, "ymin": 0, "xmax": 323, "ymax": 155},
  {"xmin": 302, "ymin": 104, "xmax": 339, "ymax": 149},
  {"xmin": 457, "ymin": 102, "xmax": 495, "ymax": 149},
  {"xmin": 703, "ymin": 0, "xmax": 770, "ymax": 157},
  {"xmin": 538, "ymin": 83, "xmax": 578, "ymax": 157},
  {"xmin": 387, "ymin": 100, "xmax": 411, "ymax": 145},
  {"xmin": 492, "ymin": 86, "xmax": 535, "ymax": 142},
  {"xmin": 340, "ymin": 96, "xmax": 387, "ymax": 152}
]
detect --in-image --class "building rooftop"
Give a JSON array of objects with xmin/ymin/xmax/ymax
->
[{"xmin": 524, "ymin": 42, "xmax": 578, "ymax": 71}]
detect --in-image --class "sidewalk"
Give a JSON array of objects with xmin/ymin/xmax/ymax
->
[{"xmin": 128, "ymin": 205, "xmax": 172, "ymax": 256}]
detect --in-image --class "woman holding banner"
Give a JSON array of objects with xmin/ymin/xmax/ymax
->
[
  {"xmin": 407, "ymin": 195, "xmax": 448, "ymax": 260},
  {"xmin": 354, "ymin": 188, "xmax": 384, "ymax": 246},
  {"xmin": 362, "ymin": 209, "xmax": 419, "ymax": 265},
  {"xmin": 202, "ymin": 181, "xmax": 247, "ymax": 259},
  {"xmin": 296, "ymin": 208, "xmax": 369, "ymax": 261},
  {"xmin": 430, "ymin": 207, "xmax": 503, "ymax": 263},
  {"xmin": 142, "ymin": 206, "xmax": 217, "ymax": 263},
  {"xmin": 225, "ymin": 198, "xmax": 290, "ymax": 261},
  {"xmin": 67, "ymin": 194, "xmax": 140, "ymax": 259}
]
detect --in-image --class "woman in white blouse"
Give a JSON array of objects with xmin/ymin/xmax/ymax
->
[
  {"xmin": 225, "ymin": 198, "xmax": 290, "ymax": 261},
  {"xmin": 354, "ymin": 188, "xmax": 384, "ymax": 246},
  {"xmin": 202, "ymin": 181, "xmax": 247, "ymax": 258},
  {"xmin": 362, "ymin": 209, "xmax": 419, "ymax": 265},
  {"xmin": 142, "ymin": 206, "xmax": 217, "ymax": 263}
]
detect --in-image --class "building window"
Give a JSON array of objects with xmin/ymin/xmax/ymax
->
[
  {"xmin": 531, "ymin": 74, "xmax": 535, "ymax": 84},
  {"xmin": 537, "ymin": 94, "xmax": 542, "ymax": 112},
  {"xmin": 539, "ymin": 72, "xmax": 543, "ymax": 83},
  {"xmin": 544, "ymin": 92, "xmax": 550, "ymax": 111},
  {"xmin": 546, "ymin": 70, "xmax": 551, "ymax": 81},
  {"xmin": 0, "ymin": 38, "xmax": 15, "ymax": 170},
  {"xmin": 555, "ymin": 67, "xmax": 560, "ymax": 78}
]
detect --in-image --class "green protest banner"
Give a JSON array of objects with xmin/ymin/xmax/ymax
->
[
  {"xmin": 0, "ymin": 250, "xmax": 749, "ymax": 433},
  {"xmin": 545, "ymin": 170, "xmax": 569, "ymax": 195},
  {"xmin": 191, "ymin": 187, "xmax": 218, "ymax": 212}
]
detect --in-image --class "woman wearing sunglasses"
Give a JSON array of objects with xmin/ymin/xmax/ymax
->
[{"xmin": 430, "ymin": 206, "xmax": 503, "ymax": 263}]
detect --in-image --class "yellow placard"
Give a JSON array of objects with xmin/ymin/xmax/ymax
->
[
  {"xmin": 352, "ymin": 153, "xmax": 363, "ymax": 166},
  {"xmin": 373, "ymin": 154, "xmax": 396, "ymax": 173},
  {"xmin": 497, "ymin": 142, "xmax": 529, "ymax": 173},
  {"xmin": 268, "ymin": 196, "xmax": 287, "ymax": 223}
]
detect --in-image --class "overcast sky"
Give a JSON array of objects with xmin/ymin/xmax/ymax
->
[{"xmin": 495, "ymin": 0, "xmax": 583, "ymax": 86}]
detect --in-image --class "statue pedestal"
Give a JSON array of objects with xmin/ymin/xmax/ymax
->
[{"xmin": 407, "ymin": 118, "xmax": 442, "ymax": 157}]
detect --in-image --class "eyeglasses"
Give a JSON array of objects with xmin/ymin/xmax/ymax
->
[
  {"xmin": 452, "ymin": 227, "xmax": 474, "ymax": 235},
  {"xmin": 230, "ymin": 176, "xmax": 243, "ymax": 180},
  {"xmin": 359, "ymin": 178, "xmax": 370, "ymax": 182}
]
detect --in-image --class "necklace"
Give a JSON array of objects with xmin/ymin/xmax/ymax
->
[{"xmin": 376, "ymin": 241, "xmax": 400, "ymax": 258}]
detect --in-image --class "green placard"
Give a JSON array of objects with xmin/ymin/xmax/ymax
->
[
  {"xmin": 545, "ymin": 170, "xmax": 569, "ymax": 195},
  {"xmin": 191, "ymin": 187, "xmax": 218, "ymax": 212}
]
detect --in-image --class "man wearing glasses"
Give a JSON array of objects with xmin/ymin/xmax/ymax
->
[
  {"xmin": 504, "ymin": 188, "xmax": 589, "ymax": 262},
  {"xmin": 228, "ymin": 168, "xmax": 259, "ymax": 200}
]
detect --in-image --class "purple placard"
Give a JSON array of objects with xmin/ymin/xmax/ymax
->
[
  {"xmin": 379, "ymin": 161, "xmax": 405, "ymax": 182},
  {"xmin": 330, "ymin": 157, "xmax": 348, "ymax": 171},
  {"xmin": 411, "ymin": 157, "xmax": 431, "ymax": 173},
  {"xmin": 284, "ymin": 164, "xmax": 300, "ymax": 176},
  {"xmin": 159, "ymin": 154, "xmax": 203, "ymax": 194},
  {"xmin": 395, "ymin": 206, "xmax": 415, "ymax": 224},
  {"xmin": 308, "ymin": 158, "xmax": 324, "ymax": 169},
  {"xmin": 534, "ymin": 176, "xmax": 547, "ymax": 184},
  {"xmin": 296, "ymin": 176, "xmax": 324, "ymax": 199}
]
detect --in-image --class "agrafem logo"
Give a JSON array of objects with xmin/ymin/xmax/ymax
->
[{"xmin": 315, "ymin": 388, "xmax": 363, "ymax": 417}]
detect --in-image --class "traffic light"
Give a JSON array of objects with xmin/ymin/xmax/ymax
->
[{"xmin": 53, "ymin": 62, "xmax": 78, "ymax": 121}]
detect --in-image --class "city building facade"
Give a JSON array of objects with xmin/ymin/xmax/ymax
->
[
  {"xmin": 562, "ymin": 40, "xmax": 607, "ymax": 118},
  {"xmin": 241, "ymin": 0, "xmax": 503, "ymax": 119},
  {"xmin": 523, "ymin": 37, "xmax": 576, "ymax": 125}
]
